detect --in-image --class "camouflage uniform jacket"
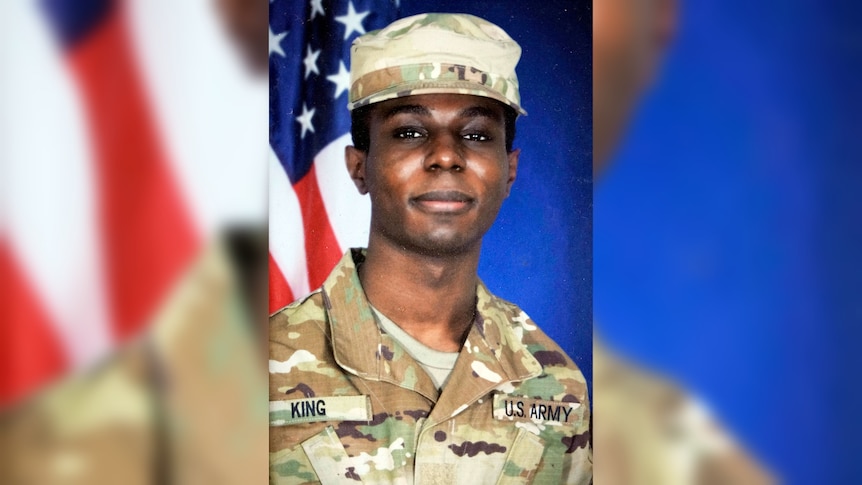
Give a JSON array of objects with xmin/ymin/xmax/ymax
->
[{"xmin": 270, "ymin": 249, "xmax": 592, "ymax": 484}]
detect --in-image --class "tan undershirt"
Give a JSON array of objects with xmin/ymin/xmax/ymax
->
[{"xmin": 371, "ymin": 306, "xmax": 460, "ymax": 389}]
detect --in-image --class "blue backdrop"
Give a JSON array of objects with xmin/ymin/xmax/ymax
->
[
  {"xmin": 399, "ymin": 0, "xmax": 594, "ymax": 392},
  {"xmin": 595, "ymin": 0, "xmax": 862, "ymax": 481}
]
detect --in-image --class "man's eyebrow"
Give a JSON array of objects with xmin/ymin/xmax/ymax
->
[
  {"xmin": 458, "ymin": 105, "xmax": 502, "ymax": 121},
  {"xmin": 381, "ymin": 104, "xmax": 430, "ymax": 120}
]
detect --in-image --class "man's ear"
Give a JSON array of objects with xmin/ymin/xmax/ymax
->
[
  {"xmin": 345, "ymin": 145, "xmax": 369, "ymax": 194},
  {"xmin": 505, "ymin": 148, "xmax": 520, "ymax": 197}
]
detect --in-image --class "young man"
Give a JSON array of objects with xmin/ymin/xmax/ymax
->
[{"xmin": 270, "ymin": 13, "xmax": 591, "ymax": 484}]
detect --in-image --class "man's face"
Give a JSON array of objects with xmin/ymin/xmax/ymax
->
[{"xmin": 346, "ymin": 94, "xmax": 519, "ymax": 257}]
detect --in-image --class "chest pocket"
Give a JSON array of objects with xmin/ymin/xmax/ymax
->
[
  {"xmin": 271, "ymin": 426, "xmax": 354, "ymax": 485},
  {"xmin": 495, "ymin": 428, "xmax": 545, "ymax": 485},
  {"xmin": 415, "ymin": 427, "xmax": 546, "ymax": 485},
  {"xmin": 274, "ymin": 425, "xmax": 548, "ymax": 485}
]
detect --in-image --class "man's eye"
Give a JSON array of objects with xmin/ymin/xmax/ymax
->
[
  {"xmin": 463, "ymin": 133, "xmax": 491, "ymax": 142},
  {"xmin": 394, "ymin": 129, "xmax": 424, "ymax": 139}
]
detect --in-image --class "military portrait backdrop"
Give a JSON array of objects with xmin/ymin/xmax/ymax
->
[{"xmin": 268, "ymin": 0, "xmax": 593, "ymax": 388}]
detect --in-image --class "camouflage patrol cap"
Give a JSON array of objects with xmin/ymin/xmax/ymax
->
[{"xmin": 348, "ymin": 13, "xmax": 527, "ymax": 115}]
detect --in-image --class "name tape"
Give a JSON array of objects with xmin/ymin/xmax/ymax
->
[
  {"xmin": 492, "ymin": 393, "xmax": 582, "ymax": 425},
  {"xmin": 270, "ymin": 395, "xmax": 372, "ymax": 426}
]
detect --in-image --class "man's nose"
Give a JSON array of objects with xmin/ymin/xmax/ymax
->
[{"xmin": 424, "ymin": 133, "xmax": 465, "ymax": 172}]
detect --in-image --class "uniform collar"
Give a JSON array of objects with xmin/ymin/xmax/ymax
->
[{"xmin": 323, "ymin": 249, "xmax": 542, "ymax": 415}]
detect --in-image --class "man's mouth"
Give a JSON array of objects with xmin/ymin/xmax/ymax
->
[{"xmin": 412, "ymin": 190, "xmax": 474, "ymax": 213}]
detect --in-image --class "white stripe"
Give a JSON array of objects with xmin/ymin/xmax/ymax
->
[
  {"xmin": 2, "ymin": 3, "xmax": 112, "ymax": 369},
  {"xmin": 314, "ymin": 133, "xmax": 372, "ymax": 251},
  {"xmin": 127, "ymin": 0, "xmax": 269, "ymax": 235},
  {"xmin": 269, "ymin": 350, "xmax": 316, "ymax": 373},
  {"xmin": 471, "ymin": 361, "xmax": 503, "ymax": 383},
  {"xmin": 269, "ymin": 149, "xmax": 311, "ymax": 298}
]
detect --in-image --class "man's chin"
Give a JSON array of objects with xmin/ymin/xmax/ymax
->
[{"xmin": 401, "ymin": 235, "xmax": 480, "ymax": 259}]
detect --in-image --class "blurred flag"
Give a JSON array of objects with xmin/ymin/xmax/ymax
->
[
  {"xmin": 2, "ymin": 0, "xmax": 199, "ymax": 407},
  {"xmin": 3, "ymin": 0, "xmax": 267, "ymax": 407},
  {"xmin": 268, "ymin": 0, "xmax": 398, "ymax": 311}
]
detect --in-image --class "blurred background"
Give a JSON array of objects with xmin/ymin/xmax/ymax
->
[
  {"xmin": 3, "ymin": 0, "xmax": 862, "ymax": 483},
  {"xmin": 595, "ymin": 0, "xmax": 862, "ymax": 482},
  {"xmin": 3, "ymin": 0, "xmax": 270, "ymax": 482}
]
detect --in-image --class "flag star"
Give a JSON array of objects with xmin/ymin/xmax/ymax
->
[
  {"xmin": 269, "ymin": 27, "xmax": 287, "ymax": 57},
  {"xmin": 295, "ymin": 103, "xmax": 316, "ymax": 139},
  {"xmin": 303, "ymin": 45, "xmax": 321, "ymax": 79},
  {"xmin": 326, "ymin": 61, "xmax": 351, "ymax": 99},
  {"xmin": 309, "ymin": 0, "xmax": 325, "ymax": 20},
  {"xmin": 335, "ymin": 1, "xmax": 370, "ymax": 40}
]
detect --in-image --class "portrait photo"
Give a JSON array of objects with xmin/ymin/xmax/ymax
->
[{"xmin": 268, "ymin": 1, "xmax": 592, "ymax": 482}]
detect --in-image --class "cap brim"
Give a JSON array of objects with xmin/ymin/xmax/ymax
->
[{"xmin": 348, "ymin": 80, "xmax": 527, "ymax": 116}]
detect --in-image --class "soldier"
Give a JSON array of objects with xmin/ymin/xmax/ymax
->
[{"xmin": 269, "ymin": 13, "xmax": 591, "ymax": 485}]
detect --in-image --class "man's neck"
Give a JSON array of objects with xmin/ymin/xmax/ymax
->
[{"xmin": 359, "ymin": 241, "xmax": 480, "ymax": 353}]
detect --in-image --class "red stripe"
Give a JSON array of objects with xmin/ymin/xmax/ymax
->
[
  {"xmin": 268, "ymin": 253, "xmax": 295, "ymax": 314},
  {"xmin": 293, "ymin": 165, "xmax": 343, "ymax": 289},
  {"xmin": 66, "ymin": 3, "xmax": 199, "ymax": 340},
  {"xmin": 0, "ymin": 243, "xmax": 69, "ymax": 407}
]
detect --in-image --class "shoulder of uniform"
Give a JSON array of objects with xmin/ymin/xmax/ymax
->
[
  {"xmin": 269, "ymin": 289, "xmax": 325, "ymax": 326},
  {"xmin": 270, "ymin": 288, "xmax": 322, "ymax": 316},
  {"xmin": 491, "ymin": 296, "xmax": 589, "ymax": 385},
  {"xmin": 487, "ymin": 295, "xmax": 551, "ymax": 345},
  {"xmin": 482, "ymin": 291, "xmax": 529, "ymax": 326},
  {"xmin": 270, "ymin": 289, "xmax": 330, "ymax": 350}
]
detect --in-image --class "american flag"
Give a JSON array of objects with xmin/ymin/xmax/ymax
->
[
  {"xmin": 3, "ymin": 0, "xmax": 267, "ymax": 406},
  {"xmin": 269, "ymin": 0, "xmax": 399, "ymax": 311}
]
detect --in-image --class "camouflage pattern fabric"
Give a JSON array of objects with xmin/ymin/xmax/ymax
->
[
  {"xmin": 270, "ymin": 249, "xmax": 591, "ymax": 484},
  {"xmin": 593, "ymin": 339, "xmax": 776, "ymax": 484},
  {"xmin": 348, "ymin": 13, "xmax": 527, "ymax": 115},
  {"xmin": 1, "ymin": 239, "xmax": 269, "ymax": 485}
]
